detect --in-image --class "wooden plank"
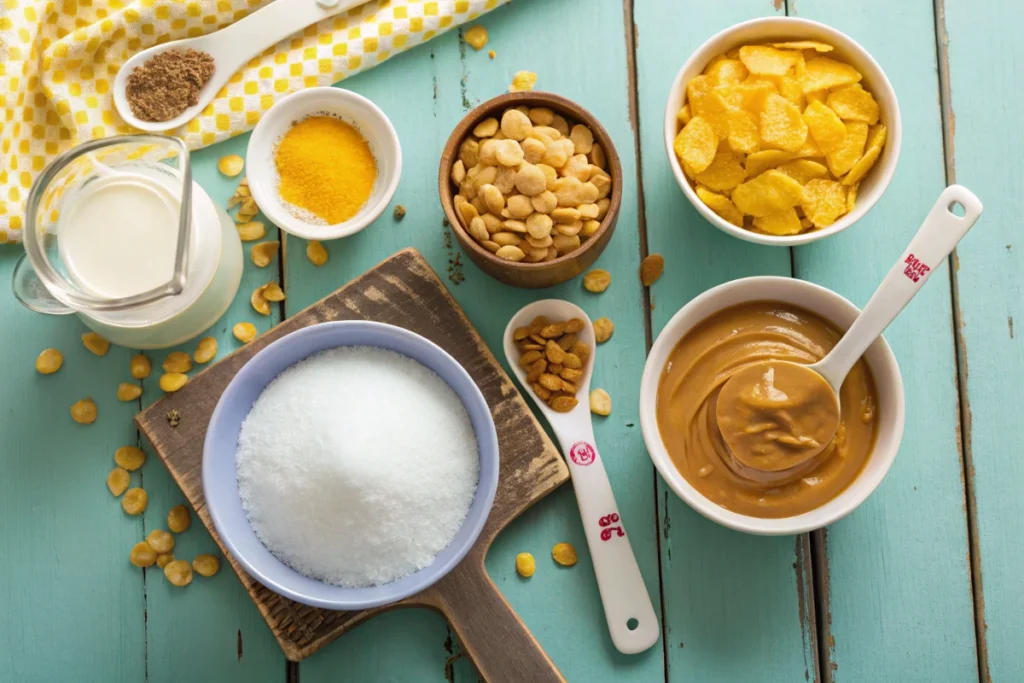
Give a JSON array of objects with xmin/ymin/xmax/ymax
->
[
  {"xmin": 941, "ymin": 0, "xmax": 1024, "ymax": 679},
  {"xmin": 280, "ymin": 0, "xmax": 665, "ymax": 679},
  {"xmin": 142, "ymin": 134, "xmax": 286, "ymax": 683},
  {"xmin": 789, "ymin": 2, "xmax": 979, "ymax": 681},
  {"xmin": 632, "ymin": 2, "xmax": 820, "ymax": 681},
  {"xmin": 0, "ymin": 259, "xmax": 146, "ymax": 682}
]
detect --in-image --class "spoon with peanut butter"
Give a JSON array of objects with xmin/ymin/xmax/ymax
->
[{"xmin": 717, "ymin": 185, "xmax": 983, "ymax": 476}]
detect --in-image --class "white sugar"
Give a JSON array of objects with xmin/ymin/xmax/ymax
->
[{"xmin": 235, "ymin": 346, "xmax": 480, "ymax": 588}]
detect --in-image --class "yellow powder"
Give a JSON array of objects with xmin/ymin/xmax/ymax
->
[{"xmin": 274, "ymin": 116, "xmax": 377, "ymax": 225}]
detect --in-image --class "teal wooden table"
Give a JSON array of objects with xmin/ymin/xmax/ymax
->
[{"xmin": 1, "ymin": 0, "xmax": 1017, "ymax": 681}]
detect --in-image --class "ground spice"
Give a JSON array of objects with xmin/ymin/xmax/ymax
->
[
  {"xmin": 274, "ymin": 116, "xmax": 377, "ymax": 225},
  {"xmin": 125, "ymin": 49, "xmax": 215, "ymax": 122}
]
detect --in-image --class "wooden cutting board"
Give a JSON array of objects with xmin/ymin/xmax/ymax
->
[{"xmin": 135, "ymin": 248, "xmax": 570, "ymax": 681}]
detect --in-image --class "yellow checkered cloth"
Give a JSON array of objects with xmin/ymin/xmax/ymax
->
[{"xmin": 0, "ymin": 0, "xmax": 504, "ymax": 244}]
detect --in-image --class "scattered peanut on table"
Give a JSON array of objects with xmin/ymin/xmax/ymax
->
[
  {"xmin": 306, "ymin": 240, "xmax": 328, "ymax": 266},
  {"xmin": 552, "ymin": 542, "xmax": 578, "ymax": 567},
  {"xmin": 159, "ymin": 373, "xmax": 188, "ymax": 393},
  {"xmin": 509, "ymin": 70, "xmax": 537, "ymax": 92},
  {"xmin": 593, "ymin": 317, "xmax": 614, "ymax": 343},
  {"xmin": 167, "ymin": 505, "xmax": 192, "ymax": 533},
  {"xmin": 237, "ymin": 221, "xmax": 266, "ymax": 242},
  {"xmin": 192, "ymin": 554, "xmax": 221, "ymax": 577},
  {"xmin": 35, "ymin": 348, "xmax": 63, "ymax": 374},
  {"xmin": 156, "ymin": 553, "xmax": 174, "ymax": 568},
  {"xmin": 515, "ymin": 552, "xmax": 536, "ymax": 578},
  {"xmin": 640, "ymin": 254, "xmax": 664, "ymax": 287},
  {"xmin": 217, "ymin": 154, "xmax": 244, "ymax": 177},
  {"xmin": 251, "ymin": 241, "xmax": 280, "ymax": 268},
  {"xmin": 81, "ymin": 332, "xmax": 109, "ymax": 357},
  {"xmin": 589, "ymin": 388, "xmax": 612, "ymax": 416},
  {"xmin": 146, "ymin": 529, "xmax": 175, "ymax": 554},
  {"xmin": 130, "ymin": 541, "xmax": 156, "ymax": 568},
  {"xmin": 464, "ymin": 25, "xmax": 488, "ymax": 51},
  {"xmin": 107, "ymin": 467, "xmax": 130, "ymax": 497},
  {"xmin": 233, "ymin": 322, "xmax": 257, "ymax": 343},
  {"xmin": 70, "ymin": 398, "xmax": 97, "ymax": 424},
  {"xmin": 114, "ymin": 446, "xmax": 146, "ymax": 471},
  {"xmin": 130, "ymin": 354, "xmax": 151, "ymax": 379},
  {"xmin": 116, "ymin": 382, "xmax": 142, "ymax": 401},
  {"xmin": 164, "ymin": 559, "xmax": 193, "ymax": 587},
  {"xmin": 583, "ymin": 269, "xmax": 611, "ymax": 293},
  {"xmin": 162, "ymin": 351, "xmax": 192, "ymax": 374},
  {"xmin": 121, "ymin": 488, "xmax": 148, "ymax": 515},
  {"xmin": 193, "ymin": 337, "xmax": 217, "ymax": 364}
]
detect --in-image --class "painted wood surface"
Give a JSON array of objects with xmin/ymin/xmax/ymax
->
[
  {"xmin": 633, "ymin": 1, "xmax": 818, "ymax": 681},
  {"xmin": 0, "ymin": 0, "xmax": 1013, "ymax": 680},
  {"xmin": 790, "ymin": 2, "xmax": 979, "ymax": 682},
  {"xmin": 942, "ymin": 0, "xmax": 1023, "ymax": 680}
]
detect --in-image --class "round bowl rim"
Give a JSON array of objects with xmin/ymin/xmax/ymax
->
[
  {"xmin": 639, "ymin": 276, "xmax": 906, "ymax": 534},
  {"xmin": 438, "ymin": 90, "xmax": 623, "ymax": 272},
  {"xmin": 663, "ymin": 16, "xmax": 903, "ymax": 246},
  {"xmin": 246, "ymin": 87, "xmax": 403, "ymax": 241},
  {"xmin": 202, "ymin": 320, "xmax": 499, "ymax": 609}
]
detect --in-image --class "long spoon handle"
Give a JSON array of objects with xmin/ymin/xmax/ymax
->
[
  {"xmin": 555, "ymin": 422, "xmax": 660, "ymax": 655},
  {"xmin": 816, "ymin": 185, "xmax": 982, "ymax": 389}
]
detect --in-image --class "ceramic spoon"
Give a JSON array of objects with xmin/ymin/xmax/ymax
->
[
  {"xmin": 113, "ymin": 0, "xmax": 368, "ymax": 132},
  {"xmin": 503, "ymin": 299, "xmax": 659, "ymax": 655},
  {"xmin": 717, "ymin": 184, "xmax": 983, "ymax": 474}
]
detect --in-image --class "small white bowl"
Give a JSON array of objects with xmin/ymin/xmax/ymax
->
[
  {"xmin": 246, "ymin": 87, "xmax": 402, "ymax": 241},
  {"xmin": 664, "ymin": 17, "xmax": 902, "ymax": 246},
  {"xmin": 639, "ymin": 276, "xmax": 905, "ymax": 535}
]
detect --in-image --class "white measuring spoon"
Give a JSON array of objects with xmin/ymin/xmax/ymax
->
[
  {"xmin": 503, "ymin": 299, "xmax": 659, "ymax": 655},
  {"xmin": 717, "ymin": 184, "xmax": 983, "ymax": 476},
  {"xmin": 114, "ymin": 0, "xmax": 368, "ymax": 132}
]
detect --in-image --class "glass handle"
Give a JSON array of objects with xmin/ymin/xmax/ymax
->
[{"xmin": 11, "ymin": 253, "xmax": 75, "ymax": 315}]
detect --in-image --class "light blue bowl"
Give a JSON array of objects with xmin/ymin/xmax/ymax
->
[{"xmin": 203, "ymin": 321, "xmax": 499, "ymax": 610}]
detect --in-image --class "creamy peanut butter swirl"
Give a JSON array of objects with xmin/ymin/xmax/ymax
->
[{"xmin": 656, "ymin": 302, "xmax": 878, "ymax": 518}]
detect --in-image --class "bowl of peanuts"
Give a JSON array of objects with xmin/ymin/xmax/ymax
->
[{"xmin": 439, "ymin": 92, "xmax": 622, "ymax": 289}]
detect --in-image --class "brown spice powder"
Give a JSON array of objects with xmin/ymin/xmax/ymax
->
[{"xmin": 125, "ymin": 49, "xmax": 215, "ymax": 123}]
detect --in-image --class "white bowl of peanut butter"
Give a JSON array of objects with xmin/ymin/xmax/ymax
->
[{"xmin": 639, "ymin": 276, "xmax": 905, "ymax": 535}]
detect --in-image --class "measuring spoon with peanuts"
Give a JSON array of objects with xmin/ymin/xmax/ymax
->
[{"xmin": 504, "ymin": 299, "xmax": 659, "ymax": 655}]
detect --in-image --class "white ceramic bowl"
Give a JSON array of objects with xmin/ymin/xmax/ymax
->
[
  {"xmin": 246, "ymin": 87, "xmax": 402, "ymax": 241},
  {"xmin": 639, "ymin": 276, "xmax": 905, "ymax": 535},
  {"xmin": 664, "ymin": 17, "xmax": 902, "ymax": 246}
]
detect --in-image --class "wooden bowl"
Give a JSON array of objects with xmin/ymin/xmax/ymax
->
[{"xmin": 438, "ymin": 92, "xmax": 622, "ymax": 289}]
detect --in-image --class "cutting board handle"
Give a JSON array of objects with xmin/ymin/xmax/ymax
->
[{"xmin": 426, "ymin": 560, "xmax": 566, "ymax": 683}]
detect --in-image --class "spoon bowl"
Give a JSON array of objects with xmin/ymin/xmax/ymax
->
[
  {"xmin": 716, "ymin": 359, "xmax": 840, "ymax": 479},
  {"xmin": 503, "ymin": 299, "xmax": 658, "ymax": 656},
  {"xmin": 715, "ymin": 185, "xmax": 983, "ymax": 482},
  {"xmin": 113, "ymin": 0, "xmax": 367, "ymax": 132}
]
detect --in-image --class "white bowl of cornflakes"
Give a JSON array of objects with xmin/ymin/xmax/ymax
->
[{"xmin": 664, "ymin": 17, "xmax": 901, "ymax": 246}]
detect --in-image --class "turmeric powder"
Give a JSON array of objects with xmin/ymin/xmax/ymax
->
[{"xmin": 274, "ymin": 116, "xmax": 377, "ymax": 225}]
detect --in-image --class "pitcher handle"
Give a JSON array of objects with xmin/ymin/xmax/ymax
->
[{"xmin": 12, "ymin": 253, "xmax": 75, "ymax": 315}]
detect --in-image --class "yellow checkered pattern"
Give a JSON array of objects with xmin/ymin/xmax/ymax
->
[{"xmin": 0, "ymin": 0, "xmax": 505, "ymax": 244}]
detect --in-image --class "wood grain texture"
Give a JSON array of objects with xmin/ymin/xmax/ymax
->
[
  {"xmin": 438, "ymin": 91, "xmax": 622, "ymax": 289},
  {"xmin": 139, "ymin": 133, "xmax": 286, "ymax": 683},
  {"xmin": 135, "ymin": 249, "xmax": 569, "ymax": 674},
  {"xmin": 633, "ymin": 1, "xmax": 819, "ymax": 680},
  {"xmin": 791, "ymin": 3, "xmax": 979, "ymax": 681},
  {"xmin": 281, "ymin": 1, "xmax": 666, "ymax": 680},
  {"xmin": 942, "ymin": 0, "xmax": 1024, "ymax": 679}
]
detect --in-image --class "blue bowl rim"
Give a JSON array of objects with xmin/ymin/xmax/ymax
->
[{"xmin": 202, "ymin": 320, "xmax": 500, "ymax": 610}]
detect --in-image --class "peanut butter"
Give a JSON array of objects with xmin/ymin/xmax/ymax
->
[{"xmin": 656, "ymin": 302, "xmax": 878, "ymax": 518}]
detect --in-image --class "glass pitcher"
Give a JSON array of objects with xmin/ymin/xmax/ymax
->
[{"xmin": 12, "ymin": 135, "xmax": 243, "ymax": 349}]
